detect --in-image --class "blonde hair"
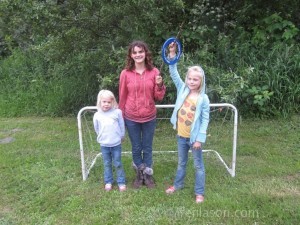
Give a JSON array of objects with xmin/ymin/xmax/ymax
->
[
  {"xmin": 185, "ymin": 66, "xmax": 205, "ymax": 93},
  {"xmin": 96, "ymin": 90, "xmax": 118, "ymax": 110}
]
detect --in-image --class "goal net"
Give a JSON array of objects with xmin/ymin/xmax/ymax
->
[{"xmin": 77, "ymin": 104, "xmax": 238, "ymax": 181}]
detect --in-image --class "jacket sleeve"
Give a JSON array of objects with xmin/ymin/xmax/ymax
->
[
  {"xmin": 93, "ymin": 113, "xmax": 100, "ymax": 136},
  {"xmin": 118, "ymin": 70, "xmax": 127, "ymax": 114},
  {"xmin": 118, "ymin": 109, "xmax": 125, "ymax": 138},
  {"xmin": 196, "ymin": 95, "xmax": 210, "ymax": 143},
  {"xmin": 154, "ymin": 84, "xmax": 166, "ymax": 101},
  {"xmin": 169, "ymin": 63, "xmax": 184, "ymax": 92},
  {"xmin": 153, "ymin": 67, "xmax": 166, "ymax": 101}
]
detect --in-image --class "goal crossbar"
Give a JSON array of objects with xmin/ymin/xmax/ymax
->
[{"xmin": 77, "ymin": 103, "xmax": 238, "ymax": 181}]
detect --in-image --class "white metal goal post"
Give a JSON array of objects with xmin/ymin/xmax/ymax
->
[{"xmin": 77, "ymin": 103, "xmax": 238, "ymax": 181}]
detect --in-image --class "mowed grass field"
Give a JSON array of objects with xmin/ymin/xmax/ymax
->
[{"xmin": 0, "ymin": 114, "xmax": 299, "ymax": 225}]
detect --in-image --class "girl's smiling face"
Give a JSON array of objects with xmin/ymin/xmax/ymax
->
[
  {"xmin": 187, "ymin": 71, "xmax": 202, "ymax": 92},
  {"xmin": 131, "ymin": 46, "xmax": 146, "ymax": 64}
]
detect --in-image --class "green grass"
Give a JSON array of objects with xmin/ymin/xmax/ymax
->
[{"xmin": 0, "ymin": 115, "xmax": 299, "ymax": 224}]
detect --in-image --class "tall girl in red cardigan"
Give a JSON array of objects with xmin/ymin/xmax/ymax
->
[{"xmin": 119, "ymin": 40, "xmax": 166, "ymax": 188}]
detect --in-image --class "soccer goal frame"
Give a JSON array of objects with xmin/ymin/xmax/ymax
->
[{"xmin": 77, "ymin": 103, "xmax": 238, "ymax": 181}]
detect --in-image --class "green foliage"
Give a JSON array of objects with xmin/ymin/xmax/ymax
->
[
  {"xmin": 208, "ymin": 69, "xmax": 248, "ymax": 105},
  {"xmin": 252, "ymin": 13, "xmax": 299, "ymax": 45},
  {"xmin": 0, "ymin": 0, "xmax": 299, "ymax": 117},
  {"xmin": 0, "ymin": 46, "xmax": 100, "ymax": 116},
  {"xmin": 238, "ymin": 43, "xmax": 300, "ymax": 117},
  {"xmin": 242, "ymin": 85, "xmax": 274, "ymax": 115},
  {"xmin": 167, "ymin": 13, "xmax": 298, "ymax": 117}
]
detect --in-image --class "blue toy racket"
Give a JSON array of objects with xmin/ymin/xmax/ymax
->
[{"xmin": 161, "ymin": 37, "xmax": 182, "ymax": 65}]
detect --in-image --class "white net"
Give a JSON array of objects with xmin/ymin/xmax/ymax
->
[{"xmin": 77, "ymin": 104, "xmax": 238, "ymax": 181}]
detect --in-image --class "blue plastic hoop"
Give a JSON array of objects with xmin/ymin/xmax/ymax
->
[{"xmin": 161, "ymin": 37, "xmax": 182, "ymax": 65}]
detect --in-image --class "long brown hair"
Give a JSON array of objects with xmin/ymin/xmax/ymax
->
[{"xmin": 125, "ymin": 40, "xmax": 154, "ymax": 71}]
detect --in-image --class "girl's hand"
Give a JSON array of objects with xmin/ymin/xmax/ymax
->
[
  {"xmin": 193, "ymin": 141, "xmax": 202, "ymax": 150},
  {"xmin": 168, "ymin": 42, "xmax": 177, "ymax": 58},
  {"xmin": 156, "ymin": 75, "xmax": 163, "ymax": 87}
]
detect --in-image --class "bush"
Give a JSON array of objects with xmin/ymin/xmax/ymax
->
[
  {"xmin": 1, "ymin": 2, "xmax": 299, "ymax": 118},
  {"xmin": 0, "ymin": 47, "xmax": 100, "ymax": 116}
]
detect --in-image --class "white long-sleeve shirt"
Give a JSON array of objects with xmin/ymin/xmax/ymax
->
[{"xmin": 93, "ymin": 108, "xmax": 125, "ymax": 147}]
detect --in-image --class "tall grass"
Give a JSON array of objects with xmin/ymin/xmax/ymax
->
[
  {"xmin": 0, "ymin": 115, "xmax": 299, "ymax": 224},
  {"xmin": 0, "ymin": 48, "xmax": 100, "ymax": 117},
  {"xmin": 243, "ymin": 44, "xmax": 300, "ymax": 117},
  {"xmin": 1, "ymin": 39, "xmax": 299, "ymax": 117},
  {"xmin": 206, "ymin": 40, "xmax": 300, "ymax": 117}
]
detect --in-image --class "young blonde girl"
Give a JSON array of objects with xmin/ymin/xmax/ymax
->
[
  {"xmin": 93, "ymin": 90, "xmax": 126, "ymax": 192},
  {"xmin": 165, "ymin": 44, "xmax": 210, "ymax": 203}
]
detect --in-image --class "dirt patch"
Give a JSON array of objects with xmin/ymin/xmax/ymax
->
[
  {"xmin": 0, "ymin": 128, "xmax": 23, "ymax": 144},
  {"xmin": 0, "ymin": 137, "xmax": 15, "ymax": 144}
]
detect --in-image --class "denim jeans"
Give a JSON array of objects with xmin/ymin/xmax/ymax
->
[
  {"xmin": 101, "ymin": 144, "xmax": 126, "ymax": 185},
  {"xmin": 125, "ymin": 118, "xmax": 156, "ymax": 168},
  {"xmin": 173, "ymin": 135, "xmax": 205, "ymax": 195}
]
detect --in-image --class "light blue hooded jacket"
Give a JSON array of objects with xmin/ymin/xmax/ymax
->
[{"xmin": 169, "ymin": 63, "xmax": 210, "ymax": 144}]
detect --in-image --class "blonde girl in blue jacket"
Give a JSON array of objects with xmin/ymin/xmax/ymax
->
[{"xmin": 165, "ymin": 43, "xmax": 210, "ymax": 204}]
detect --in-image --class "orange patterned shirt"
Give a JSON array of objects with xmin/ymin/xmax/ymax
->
[{"xmin": 177, "ymin": 96, "xmax": 197, "ymax": 138}]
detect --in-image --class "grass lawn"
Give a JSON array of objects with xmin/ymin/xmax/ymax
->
[{"xmin": 0, "ymin": 115, "xmax": 299, "ymax": 225}]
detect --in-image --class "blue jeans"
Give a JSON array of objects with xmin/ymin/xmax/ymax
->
[
  {"xmin": 125, "ymin": 118, "xmax": 156, "ymax": 168},
  {"xmin": 173, "ymin": 135, "xmax": 205, "ymax": 195},
  {"xmin": 101, "ymin": 144, "xmax": 126, "ymax": 185}
]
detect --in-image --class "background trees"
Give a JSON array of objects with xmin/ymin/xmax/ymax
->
[{"xmin": 0, "ymin": 0, "xmax": 299, "ymax": 117}]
